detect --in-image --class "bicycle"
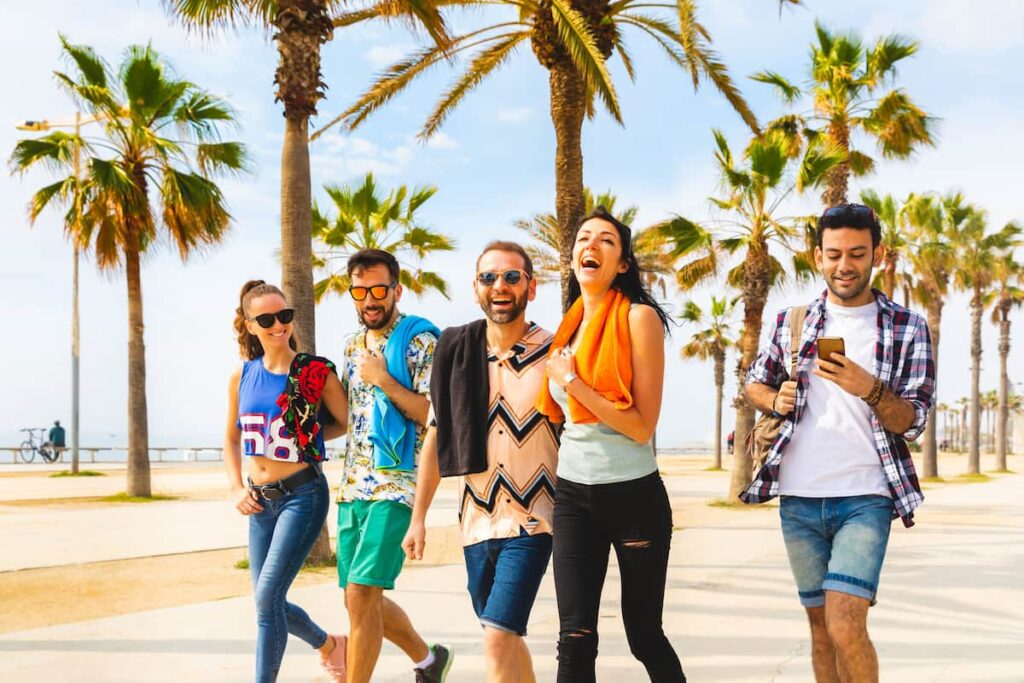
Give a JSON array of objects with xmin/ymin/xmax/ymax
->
[{"xmin": 18, "ymin": 428, "xmax": 61, "ymax": 464}]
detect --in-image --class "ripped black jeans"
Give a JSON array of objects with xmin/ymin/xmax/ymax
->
[{"xmin": 553, "ymin": 471, "xmax": 685, "ymax": 682}]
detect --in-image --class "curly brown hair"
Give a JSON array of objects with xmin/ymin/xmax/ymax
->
[{"xmin": 234, "ymin": 280, "xmax": 298, "ymax": 360}]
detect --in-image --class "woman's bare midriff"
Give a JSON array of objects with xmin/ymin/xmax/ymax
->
[{"xmin": 247, "ymin": 456, "xmax": 310, "ymax": 486}]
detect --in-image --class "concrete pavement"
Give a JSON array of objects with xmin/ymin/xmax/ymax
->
[{"xmin": 0, "ymin": 457, "xmax": 1022, "ymax": 681}]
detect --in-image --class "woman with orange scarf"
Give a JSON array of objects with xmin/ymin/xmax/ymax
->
[{"xmin": 538, "ymin": 208, "xmax": 684, "ymax": 682}]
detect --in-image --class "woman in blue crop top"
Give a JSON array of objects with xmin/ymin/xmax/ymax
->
[{"xmin": 225, "ymin": 280, "xmax": 349, "ymax": 683}]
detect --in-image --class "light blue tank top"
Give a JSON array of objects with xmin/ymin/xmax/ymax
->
[
  {"xmin": 236, "ymin": 359, "xmax": 325, "ymax": 463},
  {"xmin": 549, "ymin": 380, "xmax": 658, "ymax": 485}
]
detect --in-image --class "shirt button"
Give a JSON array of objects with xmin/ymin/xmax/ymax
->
[
  {"xmin": 498, "ymin": 429, "xmax": 504, "ymax": 435},
  {"xmin": 506, "ymin": 498, "xmax": 511, "ymax": 504},
  {"xmin": 498, "ymin": 463, "xmax": 504, "ymax": 468}
]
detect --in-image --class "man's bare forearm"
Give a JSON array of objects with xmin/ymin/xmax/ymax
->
[
  {"xmin": 872, "ymin": 386, "xmax": 917, "ymax": 435},
  {"xmin": 746, "ymin": 382, "xmax": 779, "ymax": 414}
]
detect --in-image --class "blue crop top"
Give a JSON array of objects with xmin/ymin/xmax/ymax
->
[{"xmin": 237, "ymin": 359, "xmax": 326, "ymax": 463}]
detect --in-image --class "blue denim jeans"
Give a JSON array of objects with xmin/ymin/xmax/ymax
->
[
  {"xmin": 248, "ymin": 473, "xmax": 330, "ymax": 682},
  {"xmin": 463, "ymin": 529, "xmax": 552, "ymax": 636},
  {"xmin": 780, "ymin": 495, "xmax": 894, "ymax": 607}
]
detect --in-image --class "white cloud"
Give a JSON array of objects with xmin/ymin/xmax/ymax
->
[
  {"xmin": 309, "ymin": 133, "xmax": 415, "ymax": 179},
  {"xmin": 363, "ymin": 43, "xmax": 414, "ymax": 68},
  {"xmin": 497, "ymin": 106, "xmax": 533, "ymax": 124},
  {"xmin": 865, "ymin": 0, "xmax": 1024, "ymax": 55},
  {"xmin": 425, "ymin": 131, "xmax": 460, "ymax": 150}
]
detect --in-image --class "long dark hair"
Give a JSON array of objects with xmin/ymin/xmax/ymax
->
[
  {"xmin": 567, "ymin": 207, "xmax": 673, "ymax": 334},
  {"xmin": 234, "ymin": 279, "xmax": 298, "ymax": 360}
]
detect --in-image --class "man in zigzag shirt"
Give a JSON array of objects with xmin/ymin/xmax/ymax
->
[{"xmin": 404, "ymin": 240, "xmax": 559, "ymax": 683}]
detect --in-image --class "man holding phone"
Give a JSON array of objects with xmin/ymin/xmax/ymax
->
[{"xmin": 742, "ymin": 204, "xmax": 935, "ymax": 683}]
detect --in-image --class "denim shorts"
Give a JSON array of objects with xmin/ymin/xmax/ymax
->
[
  {"xmin": 779, "ymin": 495, "xmax": 894, "ymax": 607},
  {"xmin": 463, "ymin": 529, "xmax": 552, "ymax": 636}
]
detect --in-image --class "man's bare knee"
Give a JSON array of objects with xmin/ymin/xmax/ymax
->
[
  {"xmin": 824, "ymin": 592, "xmax": 870, "ymax": 650},
  {"xmin": 345, "ymin": 584, "xmax": 384, "ymax": 615},
  {"xmin": 483, "ymin": 627, "xmax": 520, "ymax": 659}
]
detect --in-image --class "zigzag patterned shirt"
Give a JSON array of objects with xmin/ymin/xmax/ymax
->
[{"xmin": 460, "ymin": 324, "xmax": 560, "ymax": 546}]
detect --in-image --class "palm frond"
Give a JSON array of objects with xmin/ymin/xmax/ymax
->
[{"xmin": 549, "ymin": 0, "xmax": 622, "ymax": 123}]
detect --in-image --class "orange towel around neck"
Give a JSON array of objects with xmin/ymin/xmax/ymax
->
[{"xmin": 537, "ymin": 288, "xmax": 633, "ymax": 424}]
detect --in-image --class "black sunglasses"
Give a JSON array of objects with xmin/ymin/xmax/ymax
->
[
  {"xmin": 248, "ymin": 308, "xmax": 294, "ymax": 328},
  {"xmin": 821, "ymin": 203, "xmax": 876, "ymax": 221},
  {"xmin": 476, "ymin": 269, "xmax": 530, "ymax": 287},
  {"xmin": 349, "ymin": 283, "xmax": 397, "ymax": 301}
]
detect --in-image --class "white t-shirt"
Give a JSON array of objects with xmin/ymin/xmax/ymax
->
[{"xmin": 778, "ymin": 299, "xmax": 890, "ymax": 498}]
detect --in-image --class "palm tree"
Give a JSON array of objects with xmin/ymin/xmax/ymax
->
[
  {"xmin": 10, "ymin": 38, "xmax": 248, "ymax": 496},
  {"xmin": 680, "ymin": 296, "xmax": 737, "ymax": 470},
  {"xmin": 956, "ymin": 396, "xmax": 969, "ymax": 454},
  {"xmin": 987, "ymin": 253, "xmax": 1023, "ymax": 470},
  {"xmin": 514, "ymin": 187, "xmax": 675, "ymax": 295},
  {"xmin": 664, "ymin": 128, "xmax": 842, "ymax": 498},
  {"xmin": 952, "ymin": 205, "xmax": 1021, "ymax": 474},
  {"xmin": 163, "ymin": 0, "xmax": 449, "ymax": 354},
  {"xmin": 982, "ymin": 390, "xmax": 999, "ymax": 453},
  {"xmin": 319, "ymin": 0, "xmax": 765, "ymax": 309},
  {"xmin": 1008, "ymin": 392, "xmax": 1023, "ymax": 456},
  {"xmin": 860, "ymin": 189, "xmax": 907, "ymax": 300},
  {"xmin": 311, "ymin": 172, "xmax": 456, "ymax": 301},
  {"xmin": 936, "ymin": 402, "xmax": 950, "ymax": 451},
  {"xmin": 754, "ymin": 22, "xmax": 934, "ymax": 208},
  {"xmin": 901, "ymin": 192, "xmax": 957, "ymax": 477}
]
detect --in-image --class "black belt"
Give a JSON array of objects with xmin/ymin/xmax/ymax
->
[{"xmin": 248, "ymin": 464, "xmax": 321, "ymax": 501}]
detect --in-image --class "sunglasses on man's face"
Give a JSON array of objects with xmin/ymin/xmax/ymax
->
[
  {"xmin": 476, "ymin": 269, "xmax": 530, "ymax": 287},
  {"xmin": 349, "ymin": 283, "xmax": 396, "ymax": 301},
  {"xmin": 249, "ymin": 308, "xmax": 295, "ymax": 328}
]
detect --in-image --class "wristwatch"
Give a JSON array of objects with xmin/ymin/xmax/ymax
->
[{"xmin": 562, "ymin": 371, "xmax": 578, "ymax": 386}]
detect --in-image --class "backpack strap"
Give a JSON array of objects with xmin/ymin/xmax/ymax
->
[{"xmin": 788, "ymin": 306, "xmax": 807, "ymax": 381}]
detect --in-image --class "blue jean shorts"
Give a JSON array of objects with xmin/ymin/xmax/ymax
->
[
  {"xmin": 779, "ymin": 495, "xmax": 894, "ymax": 607},
  {"xmin": 463, "ymin": 529, "xmax": 552, "ymax": 636}
]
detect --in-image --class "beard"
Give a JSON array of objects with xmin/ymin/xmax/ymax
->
[
  {"xmin": 825, "ymin": 268, "xmax": 873, "ymax": 302},
  {"xmin": 358, "ymin": 300, "xmax": 397, "ymax": 330},
  {"xmin": 480, "ymin": 291, "xmax": 527, "ymax": 324}
]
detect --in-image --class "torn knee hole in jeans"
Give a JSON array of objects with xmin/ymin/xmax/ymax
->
[
  {"xmin": 623, "ymin": 539, "xmax": 652, "ymax": 549},
  {"xmin": 566, "ymin": 629, "xmax": 592, "ymax": 638}
]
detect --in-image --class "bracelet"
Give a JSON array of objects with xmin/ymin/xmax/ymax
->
[{"xmin": 862, "ymin": 378, "xmax": 884, "ymax": 406}]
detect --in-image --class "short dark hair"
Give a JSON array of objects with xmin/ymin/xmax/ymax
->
[
  {"xmin": 476, "ymin": 240, "xmax": 533, "ymax": 278},
  {"xmin": 816, "ymin": 203, "xmax": 882, "ymax": 249},
  {"xmin": 347, "ymin": 248, "xmax": 400, "ymax": 282}
]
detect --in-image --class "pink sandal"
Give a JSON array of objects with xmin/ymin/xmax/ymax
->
[{"xmin": 320, "ymin": 634, "xmax": 347, "ymax": 682}]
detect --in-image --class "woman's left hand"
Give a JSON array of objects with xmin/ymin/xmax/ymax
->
[{"xmin": 547, "ymin": 346, "xmax": 576, "ymax": 387}]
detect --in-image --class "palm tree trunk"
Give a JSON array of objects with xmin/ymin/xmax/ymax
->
[
  {"xmin": 713, "ymin": 352, "xmax": 724, "ymax": 470},
  {"xmin": 729, "ymin": 245, "xmax": 771, "ymax": 500},
  {"xmin": 549, "ymin": 64, "xmax": 586, "ymax": 312},
  {"xmin": 275, "ymin": 1, "xmax": 334, "ymax": 564},
  {"xmin": 280, "ymin": 116, "xmax": 316, "ymax": 354},
  {"xmin": 997, "ymin": 316, "xmax": 1010, "ymax": 470},
  {"xmin": 968, "ymin": 289, "xmax": 983, "ymax": 474},
  {"xmin": 881, "ymin": 250, "xmax": 898, "ymax": 300},
  {"xmin": 125, "ymin": 223, "xmax": 151, "ymax": 497},
  {"xmin": 920, "ymin": 302, "xmax": 942, "ymax": 477},
  {"xmin": 822, "ymin": 121, "xmax": 850, "ymax": 208}
]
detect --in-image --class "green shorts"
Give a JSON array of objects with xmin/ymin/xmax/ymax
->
[{"xmin": 336, "ymin": 499, "xmax": 412, "ymax": 590}]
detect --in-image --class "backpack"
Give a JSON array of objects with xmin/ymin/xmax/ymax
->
[{"xmin": 745, "ymin": 306, "xmax": 806, "ymax": 477}]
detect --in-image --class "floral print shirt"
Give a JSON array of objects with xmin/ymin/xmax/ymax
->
[{"xmin": 338, "ymin": 313, "xmax": 437, "ymax": 507}]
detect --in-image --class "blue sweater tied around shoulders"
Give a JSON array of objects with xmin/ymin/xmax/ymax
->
[{"xmin": 369, "ymin": 315, "xmax": 440, "ymax": 471}]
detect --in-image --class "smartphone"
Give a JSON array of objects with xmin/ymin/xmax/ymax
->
[{"xmin": 817, "ymin": 336, "xmax": 845, "ymax": 362}]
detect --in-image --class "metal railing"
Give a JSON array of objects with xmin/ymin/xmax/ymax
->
[{"xmin": 1, "ymin": 447, "xmax": 224, "ymax": 464}]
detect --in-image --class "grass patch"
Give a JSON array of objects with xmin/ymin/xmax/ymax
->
[
  {"xmin": 987, "ymin": 469, "xmax": 1016, "ymax": 475},
  {"xmin": 703, "ymin": 466, "xmax": 726, "ymax": 472},
  {"xmin": 706, "ymin": 498, "xmax": 745, "ymax": 509},
  {"xmin": 234, "ymin": 558, "xmax": 249, "ymax": 570},
  {"xmin": 920, "ymin": 476, "xmax": 946, "ymax": 484},
  {"xmin": 952, "ymin": 473, "xmax": 990, "ymax": 484},
  {"xmin": 99, "ymin": 492, "xmax": 178, "ymax": 503},
  {"xmin": 50, "ymin": 470, "xmax": 104, "ymax": 478},
  {"xmin": 303, "ymin": 553, "xmax": 337, "ymax": 571}
]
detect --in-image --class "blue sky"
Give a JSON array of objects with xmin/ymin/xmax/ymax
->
[{"xmin": 2, "ymin": 0, "xmax": 1022, "ymax": 449}]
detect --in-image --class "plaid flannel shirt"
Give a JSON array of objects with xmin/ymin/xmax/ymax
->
[{"xmin": 741, "ymin": 289, "xmax": 935, "ymax": 527}]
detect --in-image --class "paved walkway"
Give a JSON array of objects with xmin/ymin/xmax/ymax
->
[{"xmin": 1, "ymin": 457, "xmax": 1022, "ymax": 681}]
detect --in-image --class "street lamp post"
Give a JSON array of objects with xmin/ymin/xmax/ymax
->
[{"xmin": 16, "ymin": 112, "xmax": 96, "ymax": 474}]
